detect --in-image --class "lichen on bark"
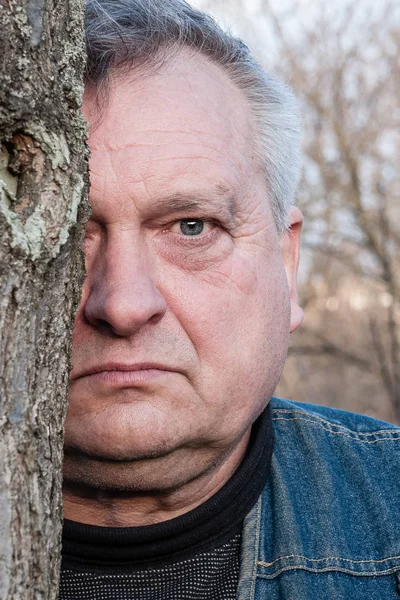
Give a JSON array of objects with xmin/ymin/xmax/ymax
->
[{"xmin": 0, "ymin": 0, "xmax": 88, "ymax": 598}]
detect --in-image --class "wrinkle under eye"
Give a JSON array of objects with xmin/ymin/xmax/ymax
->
[{"xmin": 180, "ymin": 219, "xmax": 205, "ymax": 236}]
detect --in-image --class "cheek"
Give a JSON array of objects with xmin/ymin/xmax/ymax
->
[
  {"xmin": 162, "ymin": 248, "xmax": 290, "ymax": 364},
  {"xmin": 163, "ymin": 250, "xmax": 290, "ymax": 438}
]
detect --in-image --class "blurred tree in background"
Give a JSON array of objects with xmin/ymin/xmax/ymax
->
[{"xmin": 195, "ymin": 0, "xmax": 400, "ymax": 423}]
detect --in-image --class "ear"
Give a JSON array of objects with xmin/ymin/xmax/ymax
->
[{"xmin": 280, "ymin": 206, "xmax": 304, "ymax": 333}]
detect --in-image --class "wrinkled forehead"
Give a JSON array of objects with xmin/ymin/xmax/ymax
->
[{"xmin": 82, "ymin": 50, "xmax": 257, "ymax": 184}]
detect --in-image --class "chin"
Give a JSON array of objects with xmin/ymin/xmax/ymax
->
[
  {"xmin": 64, "ymin": 438, "xmax": 178, "ymax": 463},
  {"xmin": 63, "ymin": 444, "xmax": 217, "ymax": 493},
  {"xmin": 64, "ymin": 421, "xmax": 185, "ymax": 463},
  {"xmin": 64, "ymin": 400, "xmax": 192, "ymax": 463}
]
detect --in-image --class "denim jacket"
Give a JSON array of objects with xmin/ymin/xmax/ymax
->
[{"xmin": 237, "ymin": 397, "xmax": 400, "ymax": 599}]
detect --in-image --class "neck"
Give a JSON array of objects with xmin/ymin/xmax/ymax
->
[{"xmin": 63, "ymin": 431, "xmax": 251, "ymax": 527}]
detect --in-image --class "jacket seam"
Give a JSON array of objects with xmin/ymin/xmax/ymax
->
[
  {"xmin": 272, "ymin": 416, "xmax": 400, "ymax": 443},
  {"xmin": 249, "ymin": 496, "xmax": 262, "ymax": 600},
  {"xmin": 256, "ymin": 565, "xmax": 400, "ymax": 578},
  {"xmin": 258, "ymin": 554, "xmax": 400, "ymax": 567},
  {"xmin": 271, "ymin": 408, "xmax": 400, "ymax": 437}
]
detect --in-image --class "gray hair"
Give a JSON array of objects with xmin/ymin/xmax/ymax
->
[{"xmin": 85, "ymin": 0, "xmax": 301, "ymax": 232}]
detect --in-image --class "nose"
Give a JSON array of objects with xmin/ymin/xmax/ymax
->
[{"xmin": 84, "ymin": 232, "xmax": 167, "ymax": 337}]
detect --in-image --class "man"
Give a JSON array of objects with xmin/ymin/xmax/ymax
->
[{"xmin": 60, "ymin": 1, "xmax": 400, "ymax": 598}]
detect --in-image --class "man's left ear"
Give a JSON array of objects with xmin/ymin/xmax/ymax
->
[{"xmin": 280, "ymin": 206, "xmax": 304, "ymax": 333}]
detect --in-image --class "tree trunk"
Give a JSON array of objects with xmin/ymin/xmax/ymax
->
[{"xmin": 0, "ymin": 1, "xmax": 87, "ymax": 598}]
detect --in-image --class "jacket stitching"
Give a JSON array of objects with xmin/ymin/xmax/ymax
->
[
  {"xmin": 258, "ymin": 554, "xmax": 400, "ymax": 567},
  {"xmin": 256, "ymin": 565, "xmax": 400, "ymax": 578},
  {"xmin": 250, "ymin": 496, "xmax": 262, "ymax": 599},
  {"xmin": 272, "ymin": 417, "xmax": 400, "ymax": 443},
  {"xmin": 271, "ymin": 408, "xmax": 400, "ymax": 437}
]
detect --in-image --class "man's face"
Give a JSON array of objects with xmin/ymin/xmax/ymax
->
[{"xmin": 65, "ymin": 51, "xmax": 302, "ymax": 491}]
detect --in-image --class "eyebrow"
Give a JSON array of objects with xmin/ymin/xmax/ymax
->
[{"xmin": 147, "ymin": 186, "xmax": 239, "ymax": 228}]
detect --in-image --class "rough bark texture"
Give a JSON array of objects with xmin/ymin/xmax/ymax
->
[{"xmin": 0, "ymin": 0, "xmax": 88, "ymax": 598}]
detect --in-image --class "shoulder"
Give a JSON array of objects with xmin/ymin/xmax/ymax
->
[
  {"xmin": 269, "ymin": 395, "xmax": 400, "ymax": 479},
  {"xmin": 245, "ymin": 399, "xmax": 400, "ymax": 595},
  {"xmin": 253, "ymin": 398, "xmax": 400, "ymax": 581},
  {"xmin": 269, "ymin": 395, "xmax": 400, "ymax": 441},
  {"xmin": 268, "ymin": 396, "xmax": 400, "ymax": 501}
]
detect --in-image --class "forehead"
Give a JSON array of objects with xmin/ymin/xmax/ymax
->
[{"xmin": 83, "ymin": 51, "xmax": 257, "ymax": 206}]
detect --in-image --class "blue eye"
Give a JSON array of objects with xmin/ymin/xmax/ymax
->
[{"xmin": 180, "ymin": 219, "xmax": 205, "ymax": 236}]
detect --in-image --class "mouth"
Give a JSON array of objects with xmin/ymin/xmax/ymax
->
[{"xmin": 71, "ymin": 362, "xmax": 178, "ymax": 383}]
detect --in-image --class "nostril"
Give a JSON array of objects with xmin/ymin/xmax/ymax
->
[
  {"xmin": 148, "ymin": 311, "xmax": 164, "ymax": 326},
  {"xmin": 95, "ymin": 318, "xmax": 121, "ymax": 337}
]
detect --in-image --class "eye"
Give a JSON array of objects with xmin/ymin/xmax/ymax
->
[
  {"xmin": 178, "ymin": 219, "xmax": 207, "ymax": 236},
  {"xmin": 166, "ymin": 218, "xmax": 217, "ymax": 242}
]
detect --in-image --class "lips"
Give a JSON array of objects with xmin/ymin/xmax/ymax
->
[{"xmin": 71, "ymin": 362, "xmax": 178, "ymax": 382}]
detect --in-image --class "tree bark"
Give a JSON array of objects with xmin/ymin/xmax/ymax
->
[{"xmin": 0, "ymin": 0, "xmax": 87, "ymax": 598}]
